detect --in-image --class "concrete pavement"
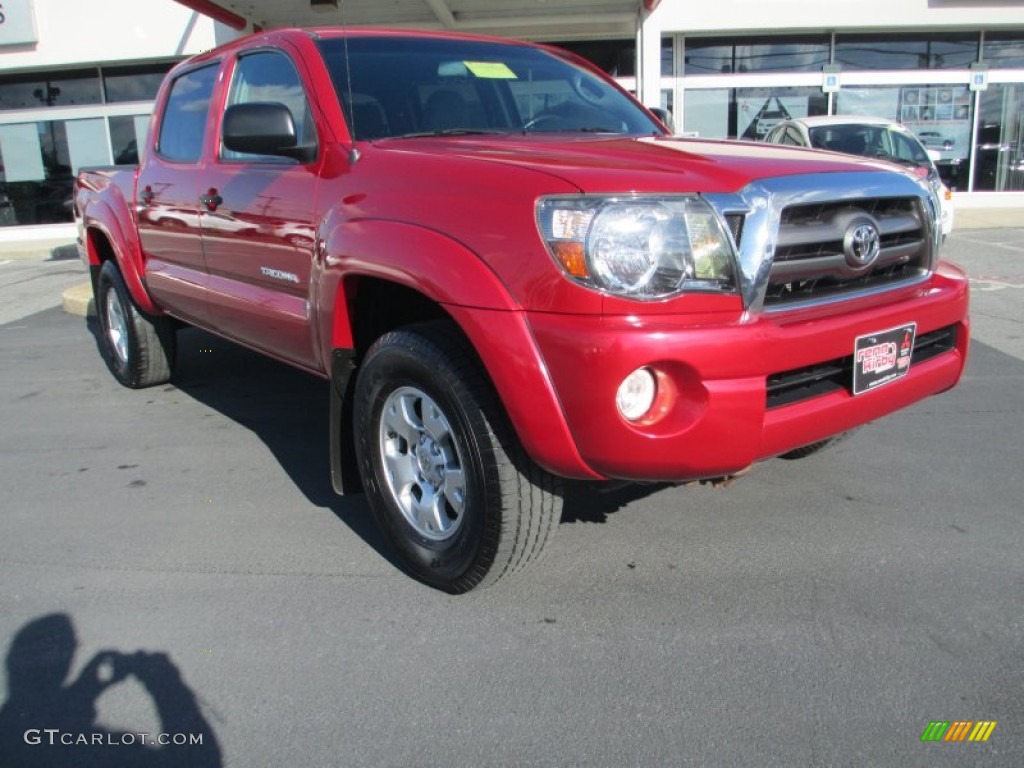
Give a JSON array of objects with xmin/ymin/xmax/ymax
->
[{"xmin": 2, "ymin": 232, "xmax": 1021, "ymax": 766}]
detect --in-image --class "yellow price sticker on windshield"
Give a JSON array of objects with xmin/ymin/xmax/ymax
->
[{"xmin": 464, "ymin": 61, "xmax": 517, "ymax": 79}]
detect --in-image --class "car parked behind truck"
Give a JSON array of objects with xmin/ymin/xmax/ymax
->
[
  {"xmin": 763, "ymin": 115, "xmax": 955, "ymax": 236},
  {"xmin": 75, "ymin": 28, "xmax": 970, "ymax": 592}
]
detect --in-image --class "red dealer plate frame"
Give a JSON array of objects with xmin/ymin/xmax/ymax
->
[{"xmin": 853, "ymin": 323, "xmax": 917, "ymax": 395}]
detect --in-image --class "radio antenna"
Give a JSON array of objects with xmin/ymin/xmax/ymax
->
[{"xmin": 340, "ymin": 0, "xmax": 360, "ymax": 163}]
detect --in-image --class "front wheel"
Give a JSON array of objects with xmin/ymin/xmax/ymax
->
[
  {"xmin": 353, "ymin": 322, "xmax": 562, "ymax": 593},
  {"xmin": 95, "ymin": 260, "xmax": 176, "ymax": 388}
]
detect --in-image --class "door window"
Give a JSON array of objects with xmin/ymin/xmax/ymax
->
[{"xmin": 223, "ymin": 51, "xmax": 316, "ymax": 161}]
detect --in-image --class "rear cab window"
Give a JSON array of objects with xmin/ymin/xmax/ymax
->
[{"xmin": 156, "ymin": 64, "xmax": 219, "ymax": 163}]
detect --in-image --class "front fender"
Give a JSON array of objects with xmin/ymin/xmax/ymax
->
[
  {"xmin": 318, "ymin": 216, "xmax": 519, "ymax": 353},
  {"xmin": 320, "ymin": 216, "xmax": 601, "ymax": 481}
]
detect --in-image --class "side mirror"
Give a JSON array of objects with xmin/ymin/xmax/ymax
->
[
  {"xmin": 222, "ymin": 102, "xmax": 315, "ymax": 162},
  {"xmin": 649, "ymin": 107, "xmax": 675, "ymax": 134}
]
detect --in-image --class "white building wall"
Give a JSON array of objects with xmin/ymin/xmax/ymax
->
[
  {"xmin": 656, "ymin": 0, "xmax": 1024, "ymax": 35},
  {"xmin": 0, "ymin": 0, "xmax": 219, "ymax": 72}
]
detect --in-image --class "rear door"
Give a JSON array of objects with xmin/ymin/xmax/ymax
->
[
  {"xmin": 137, "ymin": 63, "xmax": 219, "ymax": 325},
  {"xmin": 197, "ymin": 46, "xmax": 323, "ymax": 370}
]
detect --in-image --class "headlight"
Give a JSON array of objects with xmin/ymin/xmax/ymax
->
[{"xmin": 537, "ymin": 196, "xmax": 737, "ymax": 300}]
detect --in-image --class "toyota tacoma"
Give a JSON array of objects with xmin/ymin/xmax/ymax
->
[{"xmin": 75, "ymin": 28, "xmax": 969, "ymax": 592}]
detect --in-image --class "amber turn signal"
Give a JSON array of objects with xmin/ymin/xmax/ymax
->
[{"xmin": 551, "ymin": 241, "xmax": 589, "ymax": 278}]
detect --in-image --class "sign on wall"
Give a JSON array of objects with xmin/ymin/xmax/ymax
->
[
  {"xmin": 0, "ymin": 0, "xmax": 39, "ymax": 47},
  {"xmin": 899, "ymin": 85, "xmax": 972, "ymax": 162},
  {"xmin": 739, "ymin": 96, "xmax": 809, "ymax": 140}
]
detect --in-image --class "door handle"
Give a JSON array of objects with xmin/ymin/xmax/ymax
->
[{"xmin": 200, "ymin": 188, "xmax": 223, "ymax": 212}]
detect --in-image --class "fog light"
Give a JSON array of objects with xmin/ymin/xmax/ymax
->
[{"xmin": 616, "ymin": 367, "xmax": 657, "ymax": 422}]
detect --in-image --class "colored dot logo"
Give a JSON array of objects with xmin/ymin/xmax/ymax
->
[{"xmin": 921, "ymin": 720, "xmax": 997, "ymax": 743}]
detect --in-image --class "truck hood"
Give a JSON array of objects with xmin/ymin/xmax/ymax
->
[{"xmin": 373, "ymin": 134, "xmax": 896, "ymax": 195}]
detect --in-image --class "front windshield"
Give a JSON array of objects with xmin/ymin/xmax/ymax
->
[
  {"xmin": 808, "ymin": 124, "xmax": 931, "ymax": 166},
  {"xmin": 317, "ymin": 36, "xmax": 662, "ymax": 141}
]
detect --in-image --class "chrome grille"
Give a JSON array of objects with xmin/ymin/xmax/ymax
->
[
  {"xmin": 764, "ymin": 197, "xmax": 929, "ymax": 308},
  {"xmin": 704, "ymin": 171, "xmax": 939, "ymax": 313}
]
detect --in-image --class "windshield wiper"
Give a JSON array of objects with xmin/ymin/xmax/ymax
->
[
  {"xmin": 522, "ymin": 126, "xmax": 621, "ymax": 135},
  {"xmin": 387, "ymin": 129, "xmax": 512, "ymax": 139},
  {"xmin": 873, "ymin": 154, "xmax": 919, "ymax": 169}
]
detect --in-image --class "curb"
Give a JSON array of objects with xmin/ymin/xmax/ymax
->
[{"xmin": 62, "ymin": 282, "xmax": 95, "ymax": 317}]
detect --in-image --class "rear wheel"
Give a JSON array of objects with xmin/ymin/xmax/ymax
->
[
  {"xmin": 95, "ymin": 260, "xmax": 175, "ymax": 388},
  {"xmin": 353, "ymin": 321, "xmax": 562, "ymax": 593}
]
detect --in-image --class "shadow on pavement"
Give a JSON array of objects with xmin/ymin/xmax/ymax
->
[
  {"xmin": 561, "ymin": 481, "xmax": 672, "ymax": 524},
  {"xmin": 0, "ymin": 613, "xmax": 221, "ymax": 768},
  {"xmin": 84, "ymin": 319, "xmax": 402, "ymax": 571},
  {"xmin": 83, "ymin": 317, "xmax": 669, "ymax": 572}
]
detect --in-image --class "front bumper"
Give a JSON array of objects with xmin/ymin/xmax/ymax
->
[{"xmin": 527, "ymin": 263, "xmax": 969, "ymax": 481}]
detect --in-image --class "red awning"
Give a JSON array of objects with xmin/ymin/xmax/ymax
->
[{"xmin": 174, "ymin": 0, "xmax": 248, "ymax": 30}]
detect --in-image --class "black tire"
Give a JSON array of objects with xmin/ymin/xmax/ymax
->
[
  {"xmin": 779, "ymin": 430, "xmax": 855, "ymax": 460},
  {"xmin": 95, "ymin": 260, "xmax": 176, "ymax": 388},
  {"xmin": 353, "ymin": 321, "xmax": 562, "ymax": 593}
]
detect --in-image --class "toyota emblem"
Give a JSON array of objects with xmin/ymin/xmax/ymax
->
[{"xmin": 844, "ymin": 220, "xmax": 881, "ymax": 269}]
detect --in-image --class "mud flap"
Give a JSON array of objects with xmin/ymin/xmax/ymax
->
[{"xmin": 330, "ymin": 348, "xmax": 362, "ymax": 495}]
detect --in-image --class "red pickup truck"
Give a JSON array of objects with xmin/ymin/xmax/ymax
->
[{"xmin": 75, "ymin": 27, "xmax": 969, "ymax": 592}]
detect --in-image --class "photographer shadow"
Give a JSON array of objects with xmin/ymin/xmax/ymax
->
[
  {"xmin": 83, "ymin": 320, "xmax": 400, "ymax": 571},
  {"xmin": 0, "ymin": 613, "xmax": 221, "ymax": 768}
]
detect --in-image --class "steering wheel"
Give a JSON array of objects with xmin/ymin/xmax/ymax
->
[{"xmin": 522, "ymin": 114, "xmax": 563, "ymax": 132}]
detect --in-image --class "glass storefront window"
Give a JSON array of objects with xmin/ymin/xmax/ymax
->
[
  {"xmin": 551, "ymin": 39, "xmax": 635, "ymax": 77},
  {"xmin": 682, "ymin": 87, "xmax": 828, "ymax": 139},
  {"xmin": 0, "ymin": 111, "xmax": 153, "ymax": 225},
  {"xmin": 109, "ymin": 115, "xmax": 151, "ymax": 165},
  {"xmin": 835, "ymin": 33, "xmax": 979, "ymax": 70},
  {"xmin": 684, "ymin": 36, "xmax": 831, "ymax": 74},
  {"xmin": 549, "ymin": 37, "xmax": 673, "ymax": 77},
  {"xmin": 0, "ymin": 69, "xmax": 103, "ymax": 110},
  {"xmin": 737, "ymin": 87, "xmax": 828, "ymax": 139},
  {"xmin": 837, "ymin": 85, "xmax": 974, "ymax": 189},
  {"xmin": 0, "ymin": 63, "xmax": 173, "ymax": 110},
  {"xmin": 974, "ymin": 83, "xmax": 1024, "ymax": 191},
  {"xmin": 683, "ymin": 89, "xmax": 730, "ymax": 138},
  {"xmin": 982, "ymin": 32, "xmax": 1024, "ymax": 69},
  {"xmin": 0, "ymin": 117, "xmax": 110, "ymax": 226},
  {"xmin": 103, "ymin": 62, "xmax": 175, "ymax": 103}
]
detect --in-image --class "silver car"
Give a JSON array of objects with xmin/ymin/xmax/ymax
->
[{"xmin": 763, "ymin": 115, "xmax": 954, "ymax": 236}]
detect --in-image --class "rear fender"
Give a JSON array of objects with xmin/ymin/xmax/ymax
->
[{"xmin": 82, "ymin": 199, "xmax": 160, "ymax": 316}]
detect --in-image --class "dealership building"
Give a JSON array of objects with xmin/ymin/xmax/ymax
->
[{"xmin": 1, "ymin": 0, "xmax": 1022, "ymax": 237}]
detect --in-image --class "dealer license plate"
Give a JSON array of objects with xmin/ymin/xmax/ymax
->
[{"xmin": 853, "ymin": 323, "xmax": 916, "ymax": 395}]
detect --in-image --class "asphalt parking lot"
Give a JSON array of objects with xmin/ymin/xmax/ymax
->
[{"xmin": 1, "ymin": 229, "xmax": 1022, "ymax": 766}]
